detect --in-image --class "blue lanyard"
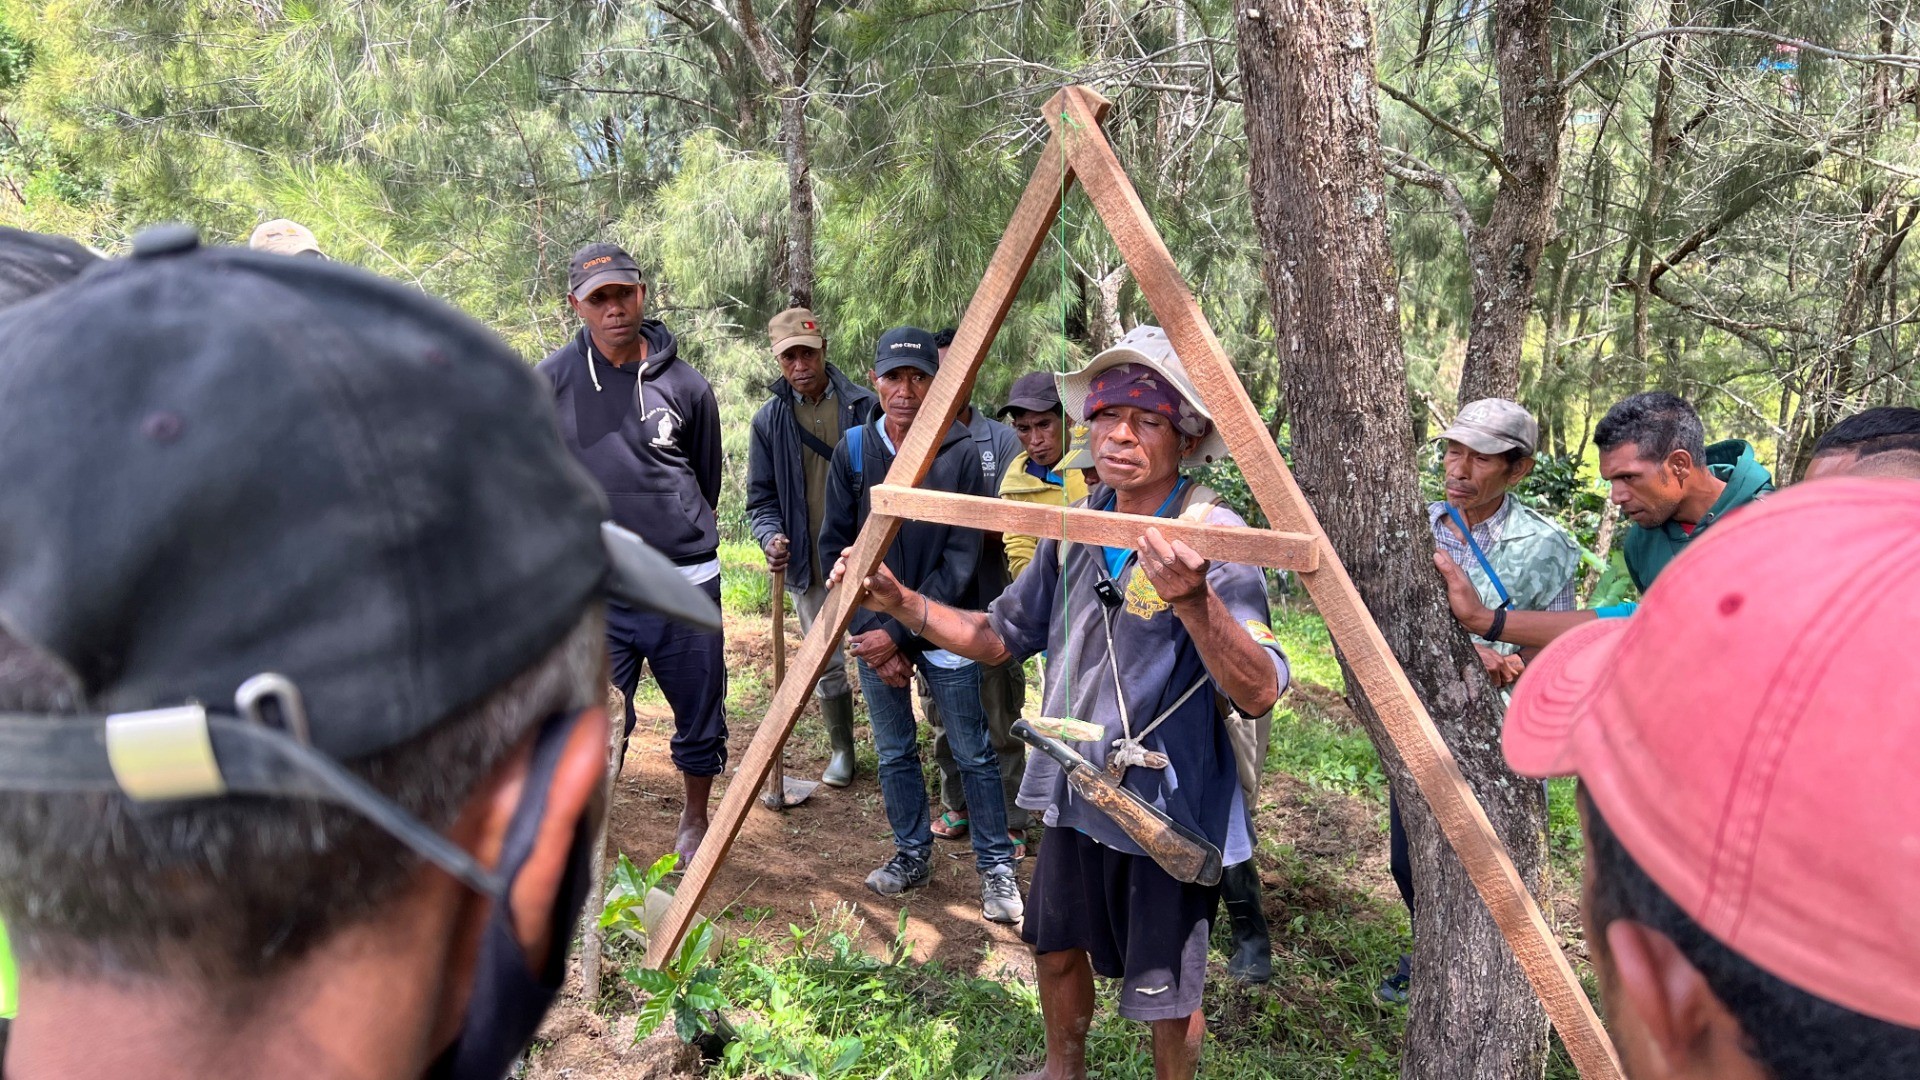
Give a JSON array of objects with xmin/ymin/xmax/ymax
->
[{"xmin": 1444, "ymin": 504, "xmax": 1513, "ymax": 609}]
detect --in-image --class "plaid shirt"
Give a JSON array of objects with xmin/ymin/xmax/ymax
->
[{"xmin": 1429, "ymin": 496, "xmax": 1580, "ymax": 651}]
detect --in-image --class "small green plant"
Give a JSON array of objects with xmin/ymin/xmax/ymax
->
[
  {"xmin": 627, "ymin": 918, "xmax": 729, "ymax": 1043},
  {"xmin": 599, "ymin": 852, "xmax": 678, "ymax": 946}
]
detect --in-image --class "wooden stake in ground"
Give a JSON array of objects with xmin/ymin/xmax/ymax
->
[
  {"xmin": 641, "ymin": 85, "xmax": 1620, "ymax": 1080},
  {"xmin": 760, "ymin": 571, "xmax": 816, "ymax": 809}
]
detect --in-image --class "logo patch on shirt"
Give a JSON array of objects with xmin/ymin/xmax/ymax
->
[
  {"xmin": 1124, "ymin": 569, "xmax": 1168, "ymax": 619},
  {"xmin": 1244, "ymin": 620, "xmax": 1279, "ymax": 648},
  {"xmin": 640, "ymin": 406, "xmax": 682, "ymax": 449}
]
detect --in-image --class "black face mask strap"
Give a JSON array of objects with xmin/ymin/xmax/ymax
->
[{"xmin": 424, "ymin": 709, "xmax": 599, "ymax": 1080}]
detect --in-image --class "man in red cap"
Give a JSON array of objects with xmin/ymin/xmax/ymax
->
[{"xmin": 1502, "ymin": 478, "xmax": 1920, "ymax": 1078}]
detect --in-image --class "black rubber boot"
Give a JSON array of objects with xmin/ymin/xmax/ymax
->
[
  {"xmin": 820, "ymin": 692, "xmax": 858, "ymax": 788},
  {"xmin": 1221, "ymin": 859, "xmax": 1272, "ymax": 984}
]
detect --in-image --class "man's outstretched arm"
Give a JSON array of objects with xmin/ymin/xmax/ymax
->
[
  {"xmin": 1433, "ymin": 551, "xmax": 1599, "ymax": 650},
  {"xmin": 827, "ymin": 556, "xmax": 1014, "ymax": 666}
]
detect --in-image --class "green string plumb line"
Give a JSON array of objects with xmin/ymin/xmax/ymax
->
[{"xmin": 1055, "ymin": 108, "xmax": 1082, "ymax": 733}]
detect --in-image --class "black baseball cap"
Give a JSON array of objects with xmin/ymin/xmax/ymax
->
[
  {"xmin": 874, "ymin": 326, "xmax": 940, "ymax": 377},
  {"xmin": 0, "ymin": 225, "xmax": 717, "ymax": 897},
  {"xmin": 567, "ymin": 242, "xmax": 642, "ymax": 299},
  {"xmin": 997, "ymin": 371, "xmax": 1063, "ymax": 418},
  {"xmin": 0, "ymin": 225, "xmax": 99, "ymax": 308}
]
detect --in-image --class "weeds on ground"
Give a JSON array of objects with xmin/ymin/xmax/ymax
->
[
  {"xmin": 721, "ymin": 539, "xmax": 773, "ymax": 615},
  {"xmin": 687, "ymin": 856, "xmax": 1421, "ymax": 1079}
]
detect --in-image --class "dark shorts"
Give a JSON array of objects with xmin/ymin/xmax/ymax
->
[
  {"xmin": 606, "ymin": 576, "xmax": 729, "ymax": 777},
  {"xmin": 1021, "ymin": 825, "xmax": 1219, "ymax": 1021}
]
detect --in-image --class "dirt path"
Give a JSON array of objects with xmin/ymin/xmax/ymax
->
[{"xmin": 605, "ymin": 618, "xmax": 1037, "ymax": 977}]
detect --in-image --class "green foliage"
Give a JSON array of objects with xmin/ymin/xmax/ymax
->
[
  {"xmin": 1271, "ymin": 606, "xmax": 1346, "ymax": 696},
  {"xmin": 718, "ymin": 540, "xmax": 773, "ymax": 615},
  {"xmin": 1521, "ymin": 453, "xmax": 1608, "ymax": 552},
  {"xmin": 627, "ymin": 917, "xmax": 729, "ymax": 1045},
  {"xmin": 598, "ymin": 851, "xmax": 678, "ymax": 946}
]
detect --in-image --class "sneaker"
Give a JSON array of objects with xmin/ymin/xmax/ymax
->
[
  {"xmin": 865, "ymin": 852, "xmax": 931, "ymax": 896},
  {"xmin": 980, "ymin": 865, "xmax": 1025, "ymax": 924},
  {"xmin": 1376, "ymin": 952, "xmax": 1411, "ymax": 1004}
]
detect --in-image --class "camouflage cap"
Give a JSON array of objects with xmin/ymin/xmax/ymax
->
[
  {"xmin": 1437, "ymin": 397, "xmax": 1538, "ymax": 456},
  {"xmin": 769, "ymin": 307, "xmax": 825, "ymax": 356}
]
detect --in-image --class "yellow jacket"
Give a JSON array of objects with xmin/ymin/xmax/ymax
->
[{"xmin": 998, "ymin": 448, "xmax": 1090, "ymax": 578}]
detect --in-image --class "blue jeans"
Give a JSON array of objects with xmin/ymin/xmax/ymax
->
[{"xmin": 859, "ymin": 658, "xmax": 1015, "ymax": 872}]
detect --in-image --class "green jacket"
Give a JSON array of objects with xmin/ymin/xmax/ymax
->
[
  {"xmin": 1429, "ymin": 498, "xmax": 1582, "ymax": 657},
  {"xmin": 1622, "ymin": 439, "xmax": 1774, "ymax": 592}
]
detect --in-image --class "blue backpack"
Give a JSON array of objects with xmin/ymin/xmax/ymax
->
[{"xmin": 847, "ymin": 423, "xmax": 867, "ymax": 502}]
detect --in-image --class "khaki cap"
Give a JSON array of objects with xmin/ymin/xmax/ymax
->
[
  {"xmin": 248, "ymin": 218, "xmax": 323, "ymax": 257},
  {"xmin": 770, "ymin": 307, "xmax": 825, "ymax": 356},
  {"xmin": 1437, "ymin": 397, "xmax": 1538, "ymax": 456}
]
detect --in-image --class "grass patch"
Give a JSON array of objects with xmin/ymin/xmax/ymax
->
[
  {"xmin": 1268, "ymin": 704, "xmax": 1389, "ymax": 804},
  {"xmin": 1272, "ymin": 601, "xmax": 1345, "ymax": 695},
  {"xmin": 678, "ymin": 888, "xmax": 1416, "ymax": 1080},
  {"xmin": 721, "ymin": 539, "xmax": 773, "ymax": 617}
]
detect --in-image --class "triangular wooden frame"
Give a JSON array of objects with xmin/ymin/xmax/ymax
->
[{"xmin": 644, "ymin": 86, "xmax": 1621, "ymax": 1079}]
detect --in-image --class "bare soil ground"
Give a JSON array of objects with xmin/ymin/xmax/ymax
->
[{"xmin": 599, "ymin": 616, "xmax": 1038, "ymax": 977}]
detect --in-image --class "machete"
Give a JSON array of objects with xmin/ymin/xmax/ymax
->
[{"xmin": 1012, "ymin": 719, "xmax": 1223, "ymax": 886}]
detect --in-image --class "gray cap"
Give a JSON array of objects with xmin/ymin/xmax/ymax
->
[{"xmin": 1436, "ymin": 398, "xmax": 1538, "ymax": 456}]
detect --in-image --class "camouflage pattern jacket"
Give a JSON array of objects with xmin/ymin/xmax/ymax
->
[{"xmin": 1428, "ymin": 496, "xmax": 1581, "ymax": 657}]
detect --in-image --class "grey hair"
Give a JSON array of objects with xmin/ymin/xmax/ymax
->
[{"xmin": 0, "ymin": 605, "xmax": 606, "ymax": 984}]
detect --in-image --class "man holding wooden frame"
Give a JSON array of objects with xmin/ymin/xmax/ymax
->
[{"xmin": 832, "ymin": 326, "xmax": 1288, "ymax": 1080}]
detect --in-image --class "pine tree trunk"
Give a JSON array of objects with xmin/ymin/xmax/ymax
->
[
  {"xmin": 1235, "ymin": 3, "xmax": 1552, "ymax": 1078},
  {"xmin": 1457, "ymin": 0, "xmax": 1565, "ymax": 406}
]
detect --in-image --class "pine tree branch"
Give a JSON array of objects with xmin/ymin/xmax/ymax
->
[
  {"xmin": 553, "ymin": 80, "xmax": 730, "ymax": 120},
  {"xmin": 1563, "ymin": 26, "xmax": 1920, "ymax": 92},
  {"xmin": 1383, "ymin": 147, "xmax": 1478, "ymax": 244},
  {"xmin": 1378, "ymin": 81, "xmax": 1515, "ymax": 184}
]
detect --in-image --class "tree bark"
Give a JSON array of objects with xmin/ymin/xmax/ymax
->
[
  {"xmin": 735, "ymin": 0, "xmax": 818, "ymax": 307},
  {"xmin": 1456, "ymin": 0, "xmax": 1566, "ymax": 406},
  {"xmin": 1236, "ymin": 3, "xmax": 1552, "ymax": 1079}
]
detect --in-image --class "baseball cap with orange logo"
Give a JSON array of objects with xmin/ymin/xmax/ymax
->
[
  {"xmin": 769, "ymin": 307, "xmax": 825, "ymax": 356},
  {"xmin": 1504, "ymin": 477, "xmax": 1920, "ymax": 1028},
  {"xmin": 567, "ymin": 243, "xmax": 641, "ymax": 299}
]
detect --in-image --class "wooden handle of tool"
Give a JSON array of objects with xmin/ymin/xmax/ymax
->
[{"xmin": 766, "ymin": 571, "xmax": 786, "ymax": 805}]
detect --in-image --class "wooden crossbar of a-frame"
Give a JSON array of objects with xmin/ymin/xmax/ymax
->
[
  {"xmin": 867, "ymin": 485, "xmax": 1321, "ymax": 571},
  {"xmin": 643, "ymin": 86, "xmax": 1621, "ymax": 1080}
]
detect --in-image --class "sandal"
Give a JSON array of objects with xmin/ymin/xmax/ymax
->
[
  {"xmin": 931, "ymin": 811, "xmax": 970, "ymax": 840},
  {"xmin": 1008, "ymin": 828, "xmax": 1027, "ymax": 861}
]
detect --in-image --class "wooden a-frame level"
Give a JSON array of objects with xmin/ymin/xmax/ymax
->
[{"xmin": 643, "ymin": 86, "xmax": 1623, "ymax": 1079}]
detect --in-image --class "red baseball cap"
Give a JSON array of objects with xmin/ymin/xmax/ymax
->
[{"xmin": 1505, "ymin": 477, "xmax": 1920, "ymax": 1029}]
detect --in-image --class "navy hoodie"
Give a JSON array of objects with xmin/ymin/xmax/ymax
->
[
  {"xmin": 536, "ymin": 322, "xmax": 722, "ymax": 565},
  {"xmin": 818, "ymin": 415, "xmax": 985, "ymax": 658}
]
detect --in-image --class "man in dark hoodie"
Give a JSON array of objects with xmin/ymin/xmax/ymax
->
[
  {"xmin": 1436, "ymin": 391, "xmax": 1773, "ymax": 649},
  {"xmin": 747, "ymin": 307, "xmax": 877, "ymax": 787},
  {"xmin": 817, "ymin": 326, "xmax": 1023, "ymax": 926},
  {"xmin": 537, "ymin": 242, "xmax": 726, "ymax": 861}
]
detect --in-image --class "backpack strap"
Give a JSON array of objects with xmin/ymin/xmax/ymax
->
[
  {"xmin": 847, "ymin": 423, "xmax": 865, "ymax": 503},
  {"xmin": 1177, "ymin": 483, "xmax": 1223, "ymax": 522}
]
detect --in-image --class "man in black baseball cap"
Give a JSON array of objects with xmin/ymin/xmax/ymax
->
[
  {"xmin": 0, "ymin": 224, "xmax": 100, "ymax": 1065},
  {"xmin": 817, "ymin": 327, "xmax": 1024, "ymax": 924},
  {"xmin": 540, "ymin": 241, "xmax": 727, "ymax": 863},
  {"xmin": 0, "ymin": 226, "xmax": 716, "ymax": 1080}
]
